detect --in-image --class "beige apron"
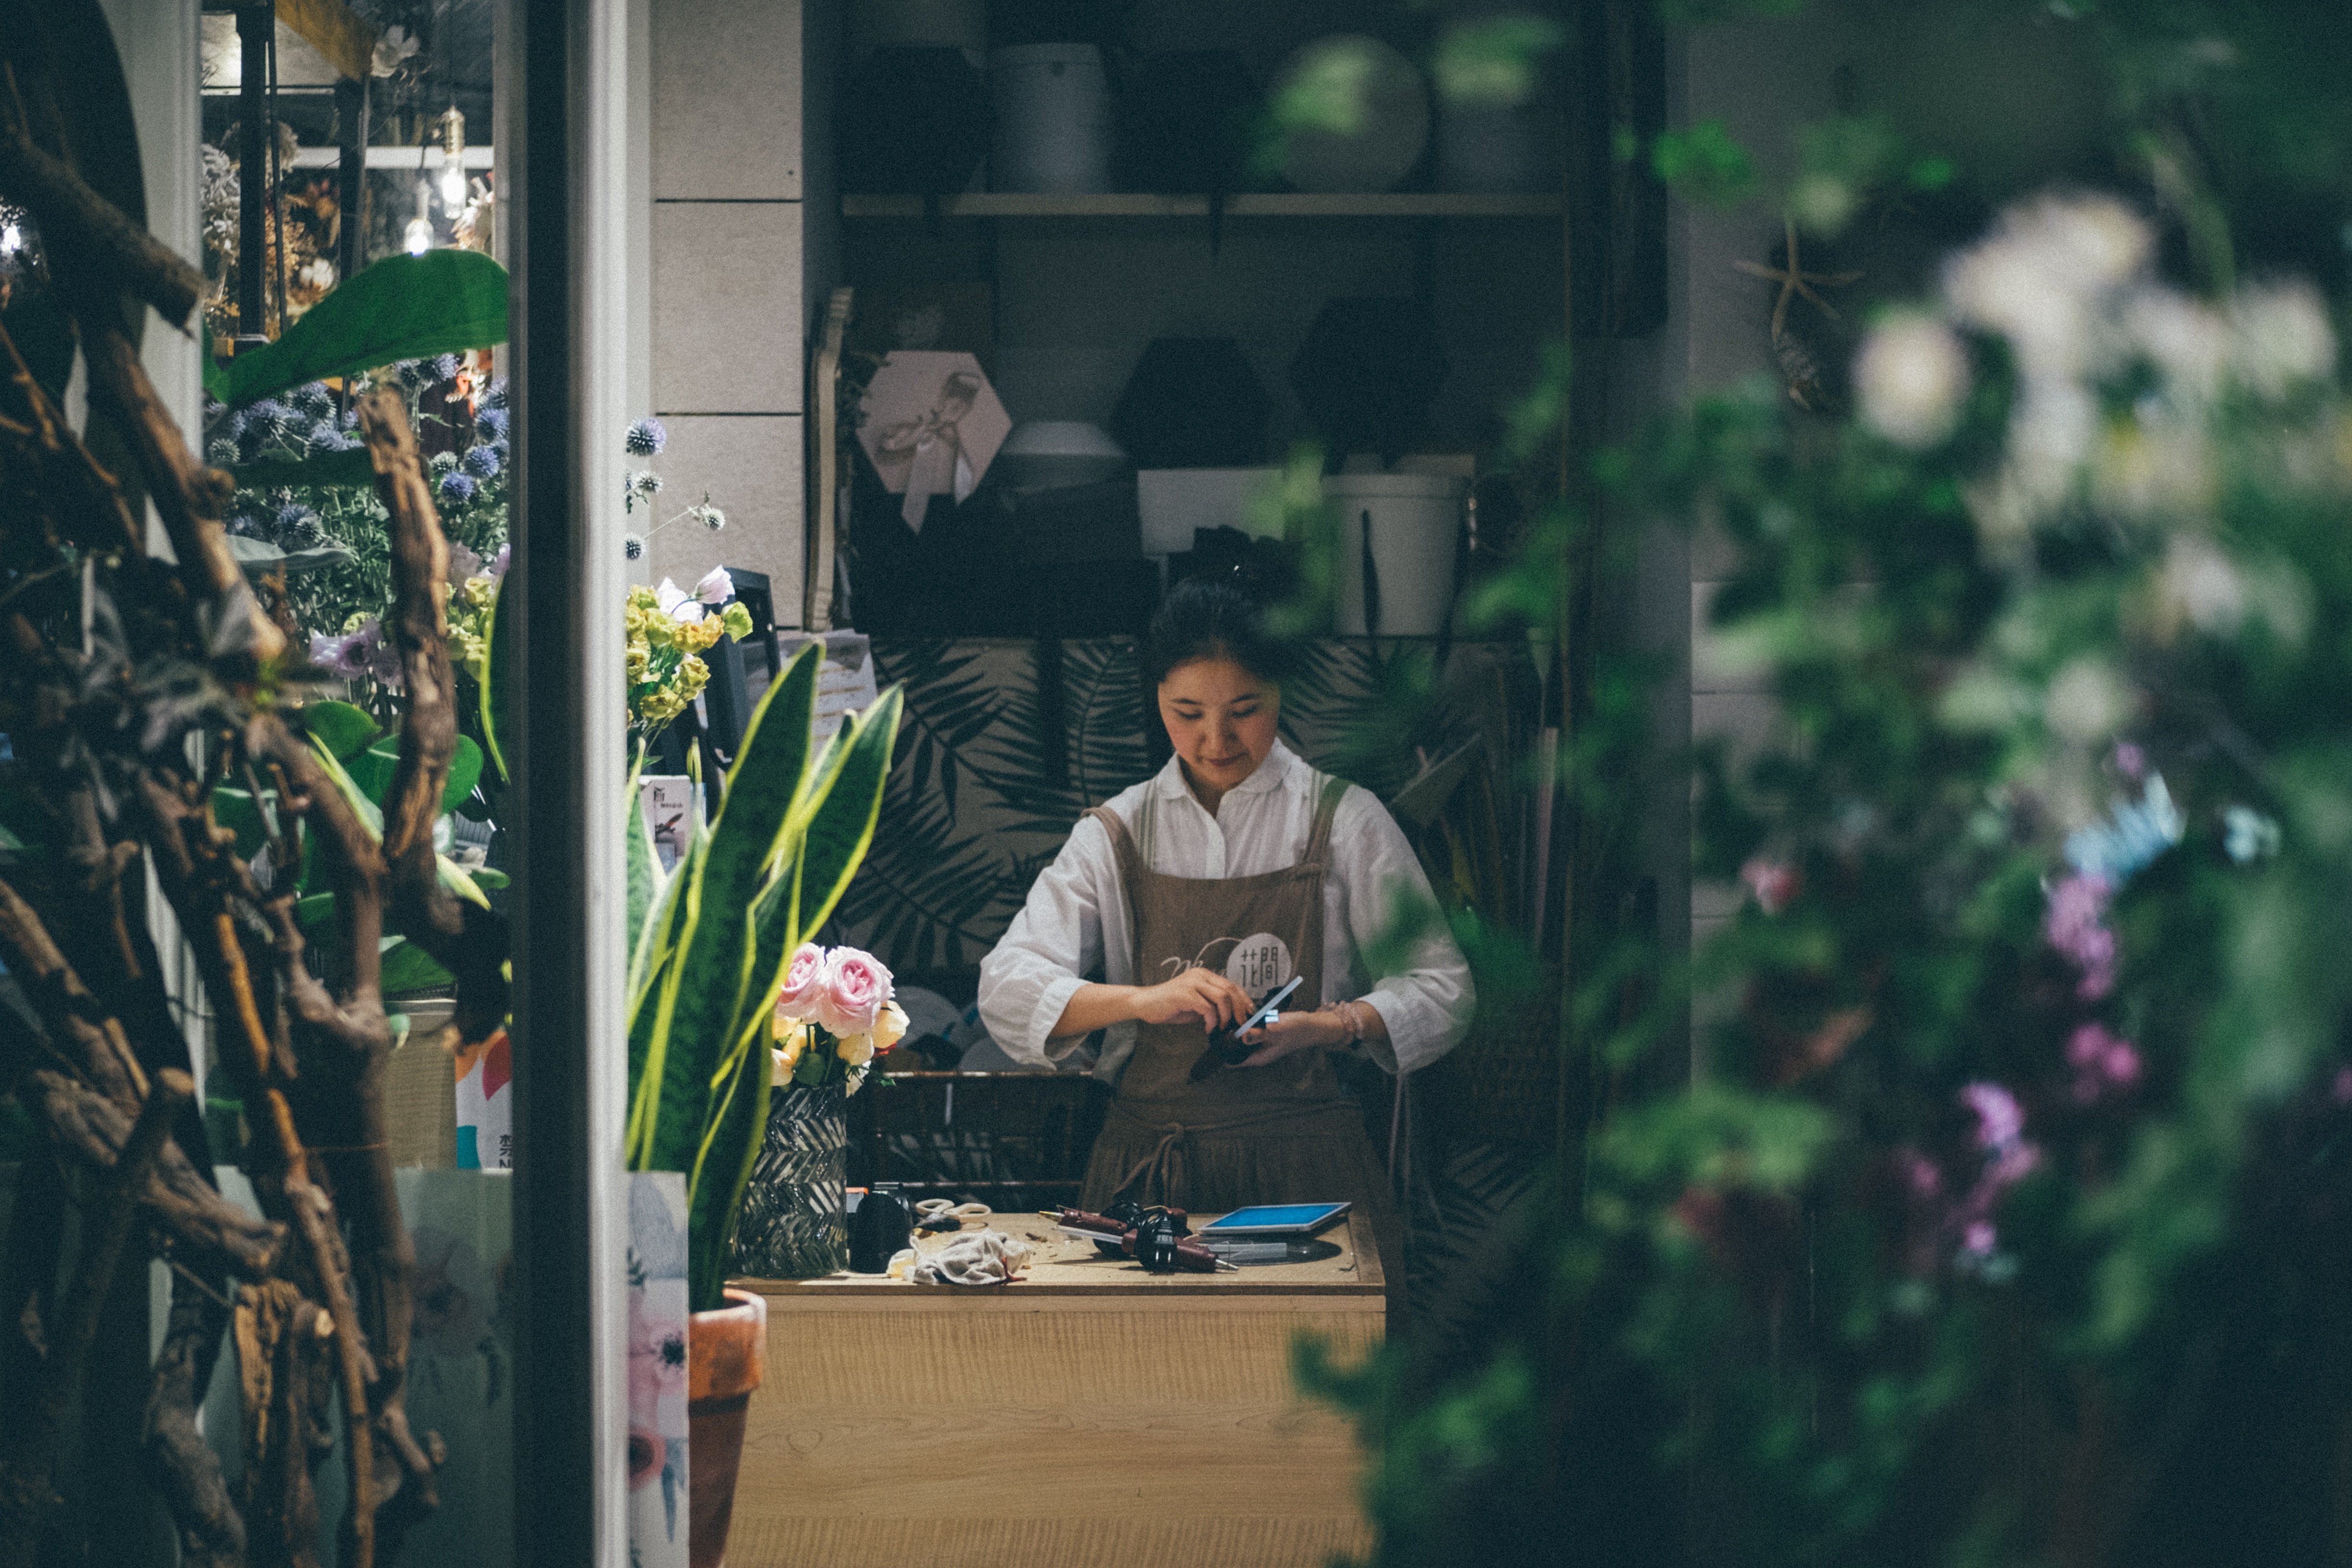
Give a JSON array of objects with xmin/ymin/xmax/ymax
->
[{"xmin": 1077, "ymin": 773, "xmax": 1403, "ymax": 1303}]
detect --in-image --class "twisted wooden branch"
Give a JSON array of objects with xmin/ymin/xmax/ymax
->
[
  {"xmin": 0, "ymin": 94, "xmax": 204, "ymax": 328},
  {"xmin": 0, "ymin": 1069, "xmax": 190, "ymax": 1568},
  {"xmin": 145, "ymin": 1261, "xmax": 246, "ymax": 1568}
]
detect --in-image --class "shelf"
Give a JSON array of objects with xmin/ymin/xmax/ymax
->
[{"xmin": 840, "ymin": 192, "xmax": 1563, "ymax": 220}]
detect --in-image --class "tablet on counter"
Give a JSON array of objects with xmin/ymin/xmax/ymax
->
[{"xmin": 1197, "ymin": 1202, "xmax": 1352, "ymax": 1239}]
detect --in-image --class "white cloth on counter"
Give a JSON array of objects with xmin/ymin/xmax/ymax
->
[
  {"xmin": 978, "ymin": 741, "xmax": 1475, "ymax": 1083},
  {"xmin": 891, "ymin": 1228, "xmax": 1033, "ymax": 1286}
]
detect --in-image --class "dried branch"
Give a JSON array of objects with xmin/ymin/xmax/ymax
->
[
  {"xmin": 145, "ymin": 1261, "xmax": 247, "ymax": 1568},
  {"xmin": 0, "ymin": 1068, "xmax": 191, "ymax": 1568},
  {"xmin": 78, "ymin": 324, "xmax": 285, "ymax": 670},
  {"xmin": 0, "ymin": 102, "xmax": 204, "ymax": 328},
  {"xmin": 0, "ymin": 319, "xmax": 148, "ymax": 562}
]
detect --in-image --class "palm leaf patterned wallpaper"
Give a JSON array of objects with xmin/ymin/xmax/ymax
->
[{"xmin": 827, "ymin": 637, "xmax": 1532, "ymax": 979}]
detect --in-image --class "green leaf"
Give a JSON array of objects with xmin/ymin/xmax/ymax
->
[
  {"xmin": 1651, "ymin": 120, "xmax": 1758, "ymax": 208},
  {"xmin": 301, "ymin": 700, "xmax": 382, "ymax": 763},
  {"xmin": 625, "ymin": 767, "xmax": 664, "ymax": 984},
  {"xmin": 210, "ymin": 785, "xmax": 269, "ymax": 860},
  {"xmin": 443, "ymin": 736, "xmax": 485, "ymax": 815},
  {"xmin": 686, "ymin": 1025, "xmax": 772, "ymax": 1311},
  {"xmin": 308, "ymin": 738, "xmax": 386, "ymax": 837},
  {"xmin": 355, "ymin": 732, "xmax": 486, "ymax": 816},
  {"xmin": 212, "ymin": 250, "xmax": 509, "ymax": 409},
  {"xmin": 381, "ymin": 938, "xmax": 456, "ymax": 994},
  {"xmin": 470, "ymin": 866, "xmax": 509, "ymax": 891},
  {"xmin": 630, "ymin": 645, "xmax": 822, "ymax": 1175},
  {"xmin": 480, "ymin": 575, "xmax": 514, "ymax": 785},
  {"xmin": 227, "ymin": 450, "xmax": 376, "ymax": 490},
  {"xmin": 792, "ymin": 688, "xmax": 904, "ymax": 945}
]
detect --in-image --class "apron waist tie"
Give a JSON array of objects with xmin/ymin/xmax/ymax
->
[{"xmin": 1106, "ymin": 1099, "xmax": 1355, "ymax": 1207}]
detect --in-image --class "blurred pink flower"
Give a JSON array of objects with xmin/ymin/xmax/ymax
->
[
  {"xmin": 2068, "ymin": 1022, "xmax": 2142, "ymax": 1102},
  {"xmin": 1741, "ymin": 856, "xmax": 1799, "ymax": 915},
  {"xmin": 2045, "ymin": 873, "xmax": 2118, "ymax": 1000}
]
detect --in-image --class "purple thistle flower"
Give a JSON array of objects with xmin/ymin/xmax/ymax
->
[
  {"xmin": 625, "ymin": 417, "xmax": 667, "ymax": 457},
  {"xmin": 475, "ymin": 405, "xmax": 510, "ymax": 442},
  {"xmin": 463, "ymin": 442, "xmax": 502, "ymax": 479},
  {"xmin": 438, "ymin": 471, "xmax": 478, "ymax": 507}
]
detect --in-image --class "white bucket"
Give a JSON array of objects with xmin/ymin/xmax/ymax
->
[
  {"xmin": 989, "ymin": 44, "xmax": 1113, "ymax": 194},
  {"xmin": 1327, "ymin": 472, "xmax": 1466, "ymax": 636}
]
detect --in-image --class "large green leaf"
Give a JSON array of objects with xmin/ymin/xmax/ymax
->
[
  {"xmin": 625, "ymin": 767, "xmax": 663, "ymax": 982},
  {"xmin": 629, "ymin": 645, "xmax": 821, "ymax": 1174},
  {"xmin": 227, "ymin": 450, "xmax": 376, "ymax": 490},
  {"xmin": 209, "ymin": 250, "xmax": 509, "ymax": 409},
  {"xmin": 302, "ymin": 700, "xmax": 382, "ymax": 763},
  {"xmin": 381, "ymin": 937, "xmax": 456, "ymax": 994},
  {"xmin": 348, "ymin": 732, "xmax": 484, "ymax": 814}
]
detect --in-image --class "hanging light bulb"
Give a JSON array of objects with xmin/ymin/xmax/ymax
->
[
  {"xmin": 404, "ymin": 179, "xmax": 435, "ymax": 255},
  {"xmin": 438, "ymin": 106, "xmax": 469, "ymax": 209},
  {"xmin": 0, "ymin": 221, "xmax": 20, "ymax": 258}
]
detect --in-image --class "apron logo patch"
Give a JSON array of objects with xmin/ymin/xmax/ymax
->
[{"xmin": 1223, "ymin": 932, "xmax": 1294, "ymax": 999}]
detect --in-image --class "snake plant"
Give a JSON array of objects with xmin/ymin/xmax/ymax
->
[{"xmin": 621, "ymin": 644, "xmax": 903, "ymax": 1309}]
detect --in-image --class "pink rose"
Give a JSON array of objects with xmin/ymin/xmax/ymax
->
[
  {"xmin": 774, "ymin": 943, "xmax": 827, "ymax": 1022},
  {"xmin": 814, "ymin": 947, "xmax": 892, "ymax": 1039}
]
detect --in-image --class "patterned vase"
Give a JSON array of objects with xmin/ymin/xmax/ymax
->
[{"xmin": 730, "ymin": 1083, "xmax": 849, "ymax": 1279}]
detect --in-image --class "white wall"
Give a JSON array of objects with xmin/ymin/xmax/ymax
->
[{"xmin": 645, "ymin": 0, "xmax": 808, "ymax": 621}]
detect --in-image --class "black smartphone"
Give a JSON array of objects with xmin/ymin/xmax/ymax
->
[{"xmin": 1189, "ymin": 976, "xmax": 1306, "ymax": 1080}]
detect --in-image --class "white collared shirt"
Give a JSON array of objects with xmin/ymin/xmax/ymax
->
[{"xmin": 977, "ymin": 741, "xmax": 1475, "ymax": 1080}]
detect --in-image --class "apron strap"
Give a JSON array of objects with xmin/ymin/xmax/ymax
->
[
  {"xmin": 1084, "ymin": 804, "xmax": 1147, "ymax": 965},
  {"xmin": 1298, "ymin": 773, "xmax": 1349, "ymax": 871}
]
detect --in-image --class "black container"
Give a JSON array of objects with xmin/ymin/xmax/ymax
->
[
  {"xmin": 1288, "ymin": 297, "xmax": 1450, "ymax": 466},
  {"xmin": 1110, "ymin": 336, "xmax": 1270, "ymax": 469},
  {"xmin": 838, "ymin": 47, "xmax": 989, "ymax": 196},
  {"xmin": 1115, "ymin": 49, "xmax": 1259, "ymax": 196},
  {"xmin": 847, "ymin": 1183, "xmax": 914, "ymax": 1274}
]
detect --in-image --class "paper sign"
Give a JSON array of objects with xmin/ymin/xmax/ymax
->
[
  {"xmin": 453, "ymin": 1027, "xmax": 511, "ymax": 1170},
  {"xmin": 638, "ymin": 774, "xmax": 698, "ymax": 872},
  {"xmin": 779, "ymin": 632, "xmax": 881, "ymax": 739}
]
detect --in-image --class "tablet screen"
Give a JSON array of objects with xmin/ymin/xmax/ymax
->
[{"xmin": 1200, "ymin": 1203, "xmax": 1351, "ymax": 1235}]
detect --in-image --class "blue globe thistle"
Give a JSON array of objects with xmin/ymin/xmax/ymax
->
[
  {"xmin": 307, "ymin": 421, "xmax": 347, "ymax": 455},
  {"xmin": 463, "ymin": 442, "xmax": 502, "ymax": 479},
  {"xmin": 226, "ymin": 510, "xmax": 265, "ymax": 538},
  {"xmin": 475, "ymin": 406, "xmax": 510, "ymax": 442},
  {"xmin": 430, "ymin": 354, "xmax": 461, "ymax": 383},
  {"xmin": 272, "ymin": 500, "xmax": 318, "ymax": 536},
  {"xmin": 624, "ymin": 533, "xmax": 646, "ymax": 561},
  {"xmin": 292, "ymin": 382, "xmax": 333, "ymax": 420},
  {"xmin": 490, "ymin": 438, "xmax": 510, "ymax": 467},
  {"xmin": 625, "ymin": 417, "xmax": 667, "ymax": 457},
  {"xmin": 480, "ymin": 377, "xmax": 510, "ymax": 410},
  {"xmin": 247, "ymin": 398, "xmax": 296, "ymax": 441},
  {"xmin": 438, "ymin": 471, "xmax": 478, "ymax": 507},
  {"xmin": 429, "ymin": 450, "xmax": 460, "ymax": 479},
  {"xmin": 340, "ymin": 405, "xmax": 361, "ymax": 432},
  {"xmin": 206, "ymin": 437, "xmax": 239, "ymax": 467},
  {"xmin": 203, "ymin": 393, "xmax": 228, "ymax": 424},
  {"xmin": 392, "ymin": 359, "xmax": 429, "ymax": 389}
]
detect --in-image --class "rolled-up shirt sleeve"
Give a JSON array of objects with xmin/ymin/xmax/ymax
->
[
  {"xmin": 978, "ymin": 813, "xmax": 1125, "ymax": 1068},
  {"xmin": 1333, "ymin": 790, "xmax": 1475, "ymax": 1076}
]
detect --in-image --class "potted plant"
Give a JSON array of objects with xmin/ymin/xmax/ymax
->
[
  {"xmin": 622, "ymin": 644, "xmax": 903, "ymax": 1568},
  {"xmin": 732, "ymin": 942, "xmax": 908, "ymax": 1278}
]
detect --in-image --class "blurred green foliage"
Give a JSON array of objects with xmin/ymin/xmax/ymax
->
[{"xmin": 1306, "ymin": 4, "xmax": 2352, "ymax": 1565}]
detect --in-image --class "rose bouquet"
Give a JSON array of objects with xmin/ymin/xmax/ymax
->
[{"xmin": 771, "ymin": 943, "xmax": 907, "ymax": 1094}]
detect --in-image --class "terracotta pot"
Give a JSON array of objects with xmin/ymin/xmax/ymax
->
[{"xmin": 686, "ymin": 1288, "xmax": 767, "ymax": 1568}]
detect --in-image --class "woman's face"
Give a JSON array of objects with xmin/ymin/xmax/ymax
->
[{"xmin": 1158, "ymin": 656, "xmax": 1280, "ymax": 800}]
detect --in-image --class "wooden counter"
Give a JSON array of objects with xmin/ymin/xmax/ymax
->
[{"xmin": 728, "ymin": 1213, "xmax": 1384, "ymax": 1568}]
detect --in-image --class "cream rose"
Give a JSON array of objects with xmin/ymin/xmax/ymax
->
[
  {"xmin": 870, "ymin": 1000, "xmax": 908, "ymax": 1055},
  {"xmin": 772, "ymin": 1017, "xmax": 811, "ymax": 1077},
  {"xmin": 774, "ymin": 943, "xmax": 827, "ymax": 1022},
  {"xmin": 834, "ymin": 1030, "xmax": 876, "ymax": 1068},
  {"xmin": 813, "ymin": 947, "xmax": 892, "ymax": 1039}
]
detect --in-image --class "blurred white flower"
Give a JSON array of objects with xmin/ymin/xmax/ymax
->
[
  {"xmin": 2094, "ymin": 418, "xmax": 2210, "ymax": 518},
  {"xmin": 2123, "ymin": 286, "xmax": 2229, "ymax": 406},
  {"xmin": 694, "ymin": 565, "xmax": 734, "ymax": 606},
  {"xmin": 2045, "ymin": 658, "xmax": 2129, "ymax": 744},
  {"xmin": 2229, "ymin": 282, "xmax": 2336, "ymax": 400},
  {"xmin": 2154, "ymin": 534, "xmax": 2247, "ymax": 637},
  {"xmin": 1944, "ymin": 194, "xmax": 2151, "ymax": 382},
  {"xmin": 1854, "ymin": 314, "xmax": 1970, "ymax": 448}
]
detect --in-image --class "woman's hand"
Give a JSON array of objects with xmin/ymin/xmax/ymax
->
[
  {"xmin": 1236, "ymin": 1006, "xmax": 1351, "ymax": 1068},
  {"xmin": 1131, "ymin": 969, "xmax": 1257, "ymax": 1032}
]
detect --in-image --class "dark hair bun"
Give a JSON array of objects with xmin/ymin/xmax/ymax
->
[{"xmin": 1142, "ymin": 572, "xmax": 1299, "ymax": 692}]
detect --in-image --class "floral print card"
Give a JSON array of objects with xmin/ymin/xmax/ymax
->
[{"xmin": 628, "ymin": 1172, "xmax": 691, "ymax": 1568}]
